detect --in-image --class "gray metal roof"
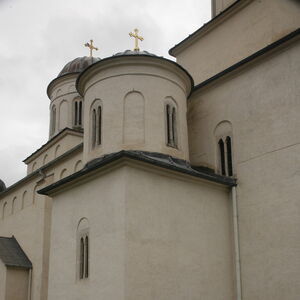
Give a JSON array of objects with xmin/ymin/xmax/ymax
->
[
  {"xmin": 0, "ymin": 237, "xmax": 32, "ymax": 269},
  {"xmin": 58, "ymin": 56, "xmax": 101, "ymax": 77},
  {"xmin": 113, "ymin": 49, "xmax": 158, "ymax": 57}
]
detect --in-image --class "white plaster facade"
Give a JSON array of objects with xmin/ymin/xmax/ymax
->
[{"xmin": 0, "ymin": 0, "xmax": 299, "ymax": 299}]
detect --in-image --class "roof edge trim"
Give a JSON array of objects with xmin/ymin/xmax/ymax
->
[{"xmin": 38, "ymin": 150, "xmax": 236, "ymax": 196}]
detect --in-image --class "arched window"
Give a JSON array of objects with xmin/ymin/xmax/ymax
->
[
  {"xmin": 77, "ymin": 218, "xmax": 89, "ymax": 280},
  {"xmin": 50, "ymin": 105, "xmax": 56, "ymax": 135},
  {"xmin": 217, "ymin": 136, "xmax": 234, "ymax": 176},
  {"xmin": 214, "ymin": 121, "xmax": 234, "ymax": 177},
  {"xmin": 165, "ymin": 100, "xmax": 178, "ymax": 148},
  {"xmin": 91, "ymin": 100, "xmax": 102, "ymax": 149},
  {"xmin": 74, "ymin": 99, "xmax": 83, "ymax": 127}
]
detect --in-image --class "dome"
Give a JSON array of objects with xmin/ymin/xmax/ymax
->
[
  {"xmin": 0, "ymin": 179, "xmax": 6, "ymax": 193},
  {"xmin": 58, "ymin": 56, "xmax": 101, "ymax": 77},
  {"xmin": 113, "ymin": 50, "xmax": 159, "ymax": 57}
]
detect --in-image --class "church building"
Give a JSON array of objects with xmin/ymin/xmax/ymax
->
[{"xmin": 0, "ymin": 0, "xmax": 299, "ymax": 299}]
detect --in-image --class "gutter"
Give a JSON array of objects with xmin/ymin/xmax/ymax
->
[{"xmin": 232, "ymin": 186, "xmax": 242, "ymax": 300}]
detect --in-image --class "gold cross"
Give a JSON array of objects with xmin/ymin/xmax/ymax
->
[
  {"xmin": 84, "ymin": 39, "xmax": 98, "ymax": 57},
  {"xmin": 129, "ymin": 28, "xmax": 144, "ymax": 51}
]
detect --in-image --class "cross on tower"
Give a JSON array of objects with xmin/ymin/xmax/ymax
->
[
  {"xmin": 129, "ymin": 28, "xmax": 144, "ymax": 51},
  {"xmin": 84, "ymin": 39, "xmax": 98, "ymax": 57}
]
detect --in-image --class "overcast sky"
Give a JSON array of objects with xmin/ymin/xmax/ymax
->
[{"xmin": 0, "ymin": 0, "xmax": 211, "ymax": 186}]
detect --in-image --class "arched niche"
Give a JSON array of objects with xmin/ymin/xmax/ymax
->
[
  {"xmin": 60, "ymin": 168, "xmax": 67, "ymax": 179},
  {"xmin": 123, "ymin": 91, "xmax": 145, "ymax": 144},
  {"xmin": 43, "ymin": 154, "xmax": 49, "ymax": 165},
  {"xmin": 12, "ymin": 196, "xmax": 17, "ymax": 214},
  {"xmin": 22, "ymin": 190, "xmax": 30, "ymax": 209},
  {"xmin": 32, "ymin": 162, "xmax": 37, "ymax": 172},
  {"xmin": 55, "ymin": 144, "xmax": 61, "ymax": 158},
  {"xmin": 74, "ymin": 160, "xmax": 83, "ymax": 172},
  {"xmin": 2, "ymin": 202, "xmax": 8, "ymax": 219}
]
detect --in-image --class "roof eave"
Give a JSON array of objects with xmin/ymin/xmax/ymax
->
[{"xmin": 38, "ymin": 151, "xmax": 236, "ymax": 196}]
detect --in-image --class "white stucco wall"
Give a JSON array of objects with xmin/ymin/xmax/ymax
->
[
  {"xmin": 47, "ymin": 162, "xmax": 234, "ymax": 299},
  {"xmin": 0, "ymin": 262, "xmax": 6, "ymax": 300},
  {"xmin": 5, "ymin": 268, "xmax": 29, "ymax": 300},
  {"xmin": 188, "ymin": 40, "xmax": 300, "ymax": 299},
  {"xmin": 47, "ymin": 166, "xmax": 127, "ymax": 300},
  {"xmin": 124, "ymin": 165, "xmax": 234, "ymax": 300}
]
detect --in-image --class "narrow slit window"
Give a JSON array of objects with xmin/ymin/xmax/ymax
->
[
  {"xmin": 92, "ymin": 109, "xmax": 96, "ymax": 148},
  {"xmin": 74, "ymin": 102, "xmax": 78, "ymax": 126},
  {"xmin": 218, "ymin": 139, "xmax": 226, "ymax": 175},
  {"xmin": 171, "ymin": 107, "xmax": 177, "ymax": 147},
  {"xmin": 166, "ymin": 105, "xmax": 171, "ymax": 145},
  {"xmin": 51, "ymin": 106, "xmax": 56, "ymax": 135},
  {"xmin": 226, "ymin": 136, "xmax": 233, "ymax": 176},
  {"xmin": 79, "ymin": 237, "xmax": 84, "ymax": 279},
  {"xmin": 85, "ymin": 236, "xmax": 89, "ymax": 278},
  {"xmin": 79, "ymin": 101, "xmax": 82, "ymax": 125},
  {"xmin": 165, "ymin": 103, "xmax": 177, "ymax": 148},
  {"xmin": 97, "ymin": 106, "xmax": 102, "ymax": 145}
]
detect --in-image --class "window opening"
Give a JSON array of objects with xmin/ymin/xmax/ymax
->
[
  {"xmin": 97, "ymin": 106, "xmax": 102, "ymax": 145},
  {"xmin": 218, "ymin": 139, "xmax": 226, "ymax": 175},
  {"xmin": 226, "ymin": 136, "xmax": 233, "ymax": 176},
  {"xmin": 92, "ymin": 109, "xmax": 96, "ymax": 148},
  {"xmin": 166, "ymin": 103, "xmax": 177, "ymax": 148},
  {"xmin": 85, "ymin": 236, "xmax": 89, "ymax": 278},
  {"xmin": 79, "ymin": 237, "xmax": 84, "ymax": 279},
  {"xmin": 79, "ymin": 101, "xmax": 82, "ymax": 125}
]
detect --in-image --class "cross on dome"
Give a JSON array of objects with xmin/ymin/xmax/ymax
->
[
  {"xmin": 84, "ymin": 39, "xmax": 98, "ymax": 57},
  {"xmin": 129, "ymin": 28, "xmax": 144, "ymax": 51}
]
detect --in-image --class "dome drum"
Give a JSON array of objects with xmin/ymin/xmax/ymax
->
[{"xmin": 77, "ymin": 53, "xmax": 193, "ymax": 165}]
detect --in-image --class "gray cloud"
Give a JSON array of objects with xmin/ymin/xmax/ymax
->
[{"xmin": 0, "ymin": 0, "xmax": 211, "ymax": 186}]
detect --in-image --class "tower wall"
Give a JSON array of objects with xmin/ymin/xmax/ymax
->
[
  {"xmin": 47, "ymin": 75, "xmax": 83, "ymax": 138},
  {"xmin": 77, "ymin": 56, "xmax": 192, "ymax": 164}
]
